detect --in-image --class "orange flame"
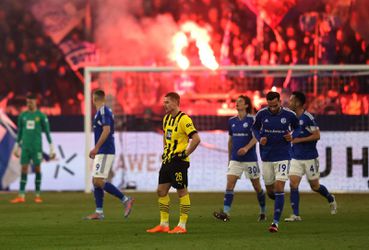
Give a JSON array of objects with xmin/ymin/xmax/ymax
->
[
  {"xmin": 170, "ymin": 31, "xmax": 190, "ymax": 70},
  {"xmin": 170, "ymin": 21, "xmax": 219, "ymax": 70}
]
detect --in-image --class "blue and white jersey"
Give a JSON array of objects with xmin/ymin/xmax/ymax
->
[
  {"xmin": 228, "ymin": 115, "xmax": 257, "ymax": 162},
  {"xmin": 252, "ymin": 107, "xmax": 300, "ymax": 162},
  {"xmin": 93, "ymin": 105, "xmax": 115, "ymax": 154},
  {"xmin": 291, "ymin": 111, "xmax": 319, "ymax": 160}
]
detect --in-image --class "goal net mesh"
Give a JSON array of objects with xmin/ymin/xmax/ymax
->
[{"xmin": 83, "ymin": 65, "xmax": 369, "ymax": 192}]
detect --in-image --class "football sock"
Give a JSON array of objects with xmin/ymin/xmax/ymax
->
[
  {"xmin": 94, "ymin": 187, "xmax": 104, "ymax": 213},
  {"xmin": 257, "ymin": 190, "xmax": 266, "ymax": 214},
  {"xmin": 273, "ymin": 192, "xmax": 285, "ymax": 224},
  {"xmin": 19, "ymin": 173, "xmax": 27, "ymax": 198},
  {"xmin": 35, "ymin": 172, "xmax": 41, "ymax": 197},
  {"xmin": 159, "ymin": 195, "xmax": 170, "ymax": 225},
  {"xmin": 317, "ymin": 185, "xmax": 334, "ymax": 203},
  {"xmin": 179, "ymin": 194, "xmax": 191, "ymax": 227},
  {"xmin": 103, "ymin": 182, "xmax": 124, "ymax": 200},
  {"xmin": 223, "ymin": 190, "xmax": 234, "ymax": 214},
  {"xmin": 290, "ymin": 188, "xmax": 300, "ymax": 216}
]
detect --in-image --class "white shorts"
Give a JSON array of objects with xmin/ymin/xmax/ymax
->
[
  {"xmin": 227, "ymin": 161, "xmax": 260, "ymax": 180},
  {"xmin": 92, "ymin": 154, "xmax": 115, "ymax": 178},
  {"xmin": 262, "ymin": 160, "xmax": 290, "ymax": 185},
  {"xmin": 289, "ymin": 158, "xmax": 320, "ymax": 181}
]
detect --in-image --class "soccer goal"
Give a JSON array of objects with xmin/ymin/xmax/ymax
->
[{"xmin": 83, "ymin": 65, "xmax": 369, "ymax": 193}]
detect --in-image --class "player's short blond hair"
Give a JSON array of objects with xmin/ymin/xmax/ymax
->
[{"xmin": 165, "ymin": 92, "xmax": 180, "ymax": 105}]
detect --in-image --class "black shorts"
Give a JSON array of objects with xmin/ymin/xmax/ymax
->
[{"xmin": 158, "ymin": 159, "xmax": 189, "ymax": 189}]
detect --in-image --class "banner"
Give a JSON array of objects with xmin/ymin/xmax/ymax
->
[
  {"xmin": 7, "ymin": 131, "xmax": 369, "ymax": 192},
  {"xmin": 59, "ymin": 40, "xmax": 99, "ymax": 71}
]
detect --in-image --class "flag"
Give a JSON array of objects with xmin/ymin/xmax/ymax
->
[
  {"xmin": 220, "ymin": 13, "xmax": 232, "ymax": 65},
  {"xmin": 241, "ymin": 0, "xmax": 296, "ymax": 28},
  {"xmin": 0, "ymin": 109, "xmax": 19, "ymax": 190},
  {"xmin": 31, "ymin": 0, "xmax": 85, "ymax": 44}
]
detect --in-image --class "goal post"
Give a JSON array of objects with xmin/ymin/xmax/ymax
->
[{"xmin": 83, "ymin": 64, "xmax": 369, "ymax": 193}]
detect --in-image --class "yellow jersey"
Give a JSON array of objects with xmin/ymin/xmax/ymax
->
[{"xmin": 162, "ymin": 111, "xmax": 197, "ymax": 162}]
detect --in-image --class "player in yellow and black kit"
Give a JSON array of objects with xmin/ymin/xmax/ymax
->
[{"xmin": 147, "ymin": 92, "xmax": 201, "ymax": 234}]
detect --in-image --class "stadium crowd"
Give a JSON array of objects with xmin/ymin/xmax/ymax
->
[{"xmin": 0, "ymin": 0, "xmax": 368, "ymax": 116}]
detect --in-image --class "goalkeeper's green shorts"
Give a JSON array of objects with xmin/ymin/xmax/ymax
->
[{"xmin": 20, "ymin": 147, "xmax": 43, "ymax": 166}]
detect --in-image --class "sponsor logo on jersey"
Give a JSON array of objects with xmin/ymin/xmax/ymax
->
[
  {"xmin": 186, "ymin": 123, "xmax": 193, "ymax": 128},
  {"xmin": 26, "ymin": 120, "xmax": 35, "ymax": 130},
  {"xmin": 166, "ymin": 129, "xmax": 172, "ymax": 140}
]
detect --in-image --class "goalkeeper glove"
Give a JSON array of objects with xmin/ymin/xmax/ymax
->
[
  {"xmin": 13, "ymin": 142, "xmax": 20, "ymax": 158},
  {"xmin": 49, "ymin": 143, "xmax": 56, "ymax": 159}
]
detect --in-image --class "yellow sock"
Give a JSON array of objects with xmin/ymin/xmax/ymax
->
[
  {"xmin": 159, "ymin": 195, "xmax": 170, "ymax": 225},
  {"xmin": 179, "ymin": 194, "xmax": 191, "ymax": 225}
]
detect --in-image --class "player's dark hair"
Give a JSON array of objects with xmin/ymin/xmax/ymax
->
[
  {"xmin": 238, "ymin": 95, "xmax": 252, "ymax": 113},
  {"xmin": 266, "ymin": 91, "xmax": 280, "ymax": 101},
  {"xmin": 165, "ymin": 92, "xmax": 180, "ymax": 105},
  {"xmin": 26, "ymin": 93, "xmax": 37, "ymax": 99},
  {"xmin": 93, "ymin": 89, "xmax": 105, "ymax": 99},
  {"xmin": 292, "ymin": 91, "xmax": 306, "ymax": 105}
]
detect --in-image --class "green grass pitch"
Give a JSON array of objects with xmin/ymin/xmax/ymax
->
[{"xmin": 1, "ymin": 192, "xmax": 369, "ymax": 249}]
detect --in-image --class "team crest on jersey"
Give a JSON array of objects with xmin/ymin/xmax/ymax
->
[
  {"xmin": 299, "ymin": 120, "xmax": 304, "ymax": 125},
  {"xmin": 243, "ymin": 122, "xmax": 248, "ymax": 128},
  {"xmin": 232, "ymin": 124, "xmax": 236, "ymax": 128},
  {"xmin": 35, "ymin": 117, "xmax": 40, "ymax": 122},
  {"xmin": 281, "ymin": 118, "xmax": 287, "ymax": 124},
  {"xmin": 264, "ymin": 119, "xmax": 269, "ymax": 123}
]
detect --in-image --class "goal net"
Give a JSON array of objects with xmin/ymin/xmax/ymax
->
[{"xmin": 83, "ymin": 65, "xmax": 369, "ymax": 193}]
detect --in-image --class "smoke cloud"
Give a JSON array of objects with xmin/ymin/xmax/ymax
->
[{"xmin": 94, "ymin": 0, "xmax": 179, "ymax": 66}]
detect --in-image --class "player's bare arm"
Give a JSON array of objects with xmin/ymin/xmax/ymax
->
[
  {"xmin": 293, "ymin": 129, "xmax": 320, "ymax": 144},
  {"xmin": 237, "ymin": 136, "xmax": 257, "ymax": 156},
  {"xmin": 185, "ymin": 132, "xmax": 201, "ymax": 156},
  {"xmin": 228, "ymin": 136, "xmax": 232, "ymax": 162},
  {"xmin": 89, "ymin": 125, "xmax": 110, "ymax": 159}
]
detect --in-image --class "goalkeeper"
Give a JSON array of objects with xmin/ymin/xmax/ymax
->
[{"xmin": 11, "ymin": 93, "xmax": 55, "ymax": 203}]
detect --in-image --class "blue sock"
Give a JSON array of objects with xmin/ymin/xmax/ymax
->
[
  {"xmin": 94, "ymin": 187, "xmax": 104, "ymax": 212},
  {"xmin": 103, "ymin": 182, "xmax": 125, "ymax": 201},
  {"xmin": 273, "ymin": 192, "xmax": 285, "ymax": 224},
  {"xmin": 290, "ymin": 188, "xmax": 300, "ymax": 216},
  {"xmin": 317, "ymin": 185, "xmax": 334, "ymax": 203},
  {"xmin": 223, "ymin": 190, "xmax": 234, "ymax": 214},
  {"xmin": 257, "ymin": 190, "xmax": 266, "ymax": 214}
]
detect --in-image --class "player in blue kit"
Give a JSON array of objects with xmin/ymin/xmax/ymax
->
[
  {"xmin": 252, "ymin": 91, "xmax": 300, "ymax": 232},
  {"xmin": 285, "ymin": 91, "xmax": 337, "ymax": 222},
  {"xmin": 213, "ymin": 95, "xmax": 266, "ymax": 222},
  {"xmin": 84, "ymin": 89, "xmax": 134, "ymax": 220}
]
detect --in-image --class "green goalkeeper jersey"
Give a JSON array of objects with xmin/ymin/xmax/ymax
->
[{"xmin": 17, "ymin": 110, "xmax": 52, "ymax": 150}]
